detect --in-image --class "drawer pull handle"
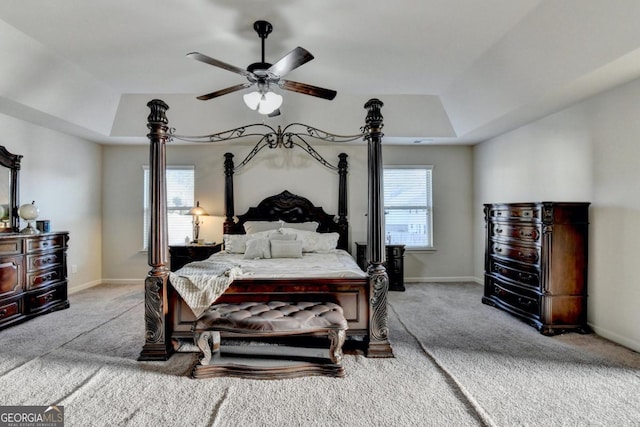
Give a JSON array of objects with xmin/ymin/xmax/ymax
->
[
  {"xmin": 0, "ymin": 309, "xmax": 7, "ymax": 317},
  {"xmin": 495, "ymin": 228, "xmax": 503, "ymax": 234},
  {"xmin": 517, "ymin": 297, "xmax": 533, "ymax": 307},
  {"xmin": 495, "ymin": 247, "xmax": 502, "ymax": 253},
  {"xmin": 518, "ymin": 272, "xmax": 533, "ymax": 281}
]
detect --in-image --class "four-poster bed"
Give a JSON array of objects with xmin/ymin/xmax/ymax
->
[{"xmin": 139, "ymin": 98, "xmax": 392, "ymax": 361}]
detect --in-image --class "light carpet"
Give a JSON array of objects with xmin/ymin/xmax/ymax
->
[{"xmin": 0, "ymin": 282, "xmax": 638, "ymax": 426}]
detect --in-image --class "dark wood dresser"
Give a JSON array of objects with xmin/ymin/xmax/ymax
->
[
  {"xmin": 482, "ymin": 202, "xmax": 589, "ymax": 335},
  {"xmin": 169, "ymin": 243, "xmax": 222, "ymax": 271},
  {"xmin": 0, "ymin": 232, "xmax": 69, "ymax": 330},
  {"xmin": 355, "ymin": 242, "xmax": 405, "ymax": 291}
]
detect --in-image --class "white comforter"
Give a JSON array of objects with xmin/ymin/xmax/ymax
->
[
  {"xmin": 209, "ymin": 249, "xmax": 367, "ymax": 279},
  {"xmin": 170, "ymin": 249, "xmax": 365, "ymax": 318}
]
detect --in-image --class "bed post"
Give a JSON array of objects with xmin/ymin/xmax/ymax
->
[
  {"xmin": 337, "ymin": 153, "xmax": 348, "ymax": 249},
  {"xmin": 139, "ymin": 99, "xmax": 174, "ymax": 361},
  {"xmin": 364, "ymin": 98, "xmax": 393, "ymax": 358},
  {"xmin": 223, "ymin": 152, "xmax": 235, "ymax": 233}
]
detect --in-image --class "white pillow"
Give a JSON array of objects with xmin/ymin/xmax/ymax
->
[
  {"xmin": 243, "ymin": 220, "xmax": 283, "ymax": 234},
  {"xmin": 223, "ymin": 234, "xmax": 250, "ymax": 253},
  {"xmin": 270, "ymin": 239, "xmax": 303, "ymax": 258},
  {"xmin": 281, "ymin": 221, "xmax": 320, "ymax": 232},
  {"xmin": 280, "ymin": 228, "xmax": 340, "ymax": 253},
  {"xmin": 243, "ymin": 237, "xmax": 271, "ymax": 259}
]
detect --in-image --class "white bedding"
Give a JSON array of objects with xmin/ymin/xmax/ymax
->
[{"xmin": 209, "ymin": 249, "xmax": 367, "ymax": 279}]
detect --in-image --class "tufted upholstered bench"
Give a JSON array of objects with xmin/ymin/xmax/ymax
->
[{"xmin": 192, "ymin": 301, "xmax": 348, "ymax": 378}]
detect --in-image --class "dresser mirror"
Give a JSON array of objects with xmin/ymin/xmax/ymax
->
[{"xmin": 0, "ymin": 146, "xmax": 22, "ymax": 233}]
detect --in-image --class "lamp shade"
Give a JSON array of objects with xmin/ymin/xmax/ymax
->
[{"xmin": 188, "ymin": 201, "xmax": 208, "ymax": 216}]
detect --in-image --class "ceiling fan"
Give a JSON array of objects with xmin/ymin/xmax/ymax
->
[{"xmin": 187, "ymin": 20, "xmax": 337, "ymax": 115}]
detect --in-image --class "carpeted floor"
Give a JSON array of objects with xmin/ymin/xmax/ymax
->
[{"xmin": 0, "ymin": 282, "xmax": 639, "ymax": 426}]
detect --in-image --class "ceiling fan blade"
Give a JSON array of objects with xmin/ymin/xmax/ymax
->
[
  {"xmin": 280, "ymin": 80, "xmax": 337, "ymax": 100},
  {"xmin": 187, "ymin": 52, "xmax": 253, "ymax": 78},
  {"xmin": 196, "ymin": 83, "xmax": 253, "ymax": 101},
  {"xmin": 267, "ymin": 108, "xmax": 281, "ymax": 118},
  {"xmin": 268, "ymin": 47, "xmax": 314, "ymax": 77}
]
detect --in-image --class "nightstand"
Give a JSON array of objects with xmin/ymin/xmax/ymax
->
[
  {"xmin": 168, "ymin": 243, "xmax": 223, "ymax": 272},
  {"xmin": 355, "ymin": 242, "xmax": 405, "ymax": 291}
]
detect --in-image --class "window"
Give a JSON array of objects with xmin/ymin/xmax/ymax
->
[
  {"xmin": 143, "ymin": 166, "xmax": 195, "ymax": 249},
  {"xmin": 383, "ymin": 166, "xmax": 433, "ymax": 249}
]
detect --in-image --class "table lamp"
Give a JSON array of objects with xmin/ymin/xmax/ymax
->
[{"xmin": 188, "ymin": 201, "xmax": 208, "ymax": 243}]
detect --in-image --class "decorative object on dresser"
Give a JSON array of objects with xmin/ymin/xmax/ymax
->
[
  {"xmin": 482, "ymin": 202, "xmax": 590, "ymax": 335},
  {"xmin": 169, "ymin": 243, "xmax": 222, "ymax": 272},
  {"xmin": 355, "ymin": 242, "xmax": 405, "ymax": 291},
  {"xmin": 0, "ymin": 146, "xmax": 22, "ymax": 233},
  {"xmin": 18, "ymin": 201, "xmax": 40, "ymax": 234}
]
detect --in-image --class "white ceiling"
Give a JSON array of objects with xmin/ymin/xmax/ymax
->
[{"xmin": 2, "ymin": 0, "xmax": 640, "ymax": 145}]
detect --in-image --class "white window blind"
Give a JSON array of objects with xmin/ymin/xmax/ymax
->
[
  {"xmin": 383, "ymin": 167, "xmax": 433, "ymax": 249},
  {"xmin": 143, "ymin": 166, "xmax": 195, "ymax": 250}
]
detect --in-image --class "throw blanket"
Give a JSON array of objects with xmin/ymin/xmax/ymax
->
[{"xmin": 169, "ymin": 260, "xmax": 242, "ymax": 318}]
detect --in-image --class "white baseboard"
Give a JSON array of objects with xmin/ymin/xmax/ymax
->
[
  {"xmin": 68, "ymin": 279, "xmax": 102, "ymax": 295},
  {"xmin": 405, "ymin": 276, "xmax": 483, "ymax": 284},
  {"xmin": 588, "ymin": 323, "xmax": 640, "ymax": 353}
]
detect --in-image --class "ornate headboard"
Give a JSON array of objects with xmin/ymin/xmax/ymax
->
[{"xmin": 225, "ymin": 190, "xmax": 348, "ymax": 250}]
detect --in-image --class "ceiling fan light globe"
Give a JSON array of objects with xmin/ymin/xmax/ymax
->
[
  {"xmin": 243, "ymin": 91, "xmax": 261, "ymax": 110},
  {"xmin": 257, "ymin": 91, "xmax": 283, "ymax": 114}
]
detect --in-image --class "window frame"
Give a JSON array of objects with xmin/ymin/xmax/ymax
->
[
  {"xmin": 383, "ymin": 165, "xmax": 434, "ymax": 251},
  {"xmin": 142, "ymin": 165, "xmax": 195, "ymax": 250}
]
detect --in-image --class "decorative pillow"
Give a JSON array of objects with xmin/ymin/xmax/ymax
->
[
  {"xmin": 243, "ymin": 220, "xmax": 283, "ymax": 234},
  {"xmin": 270, "ymin": 239, "xmax": 303, "ymax": 258},
  {"xmin": 281, "ymin": 221, "xmax": 320, "ymax": 232},
  {"xmin": 280, "ymin": 228, "xmax": 340, "ymax": 253},
  {"xmin": 243, "ymin": 237, "xmax": 271, "ymax": 259},
  {"xmin": 223, "ymin": 234, "xmax": 250, "ymax": 253},
  {"xmin": 268, "ymin": 231, "xmax": 297, "ymax": 241}
]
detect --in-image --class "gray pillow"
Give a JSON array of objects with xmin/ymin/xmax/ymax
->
[
  {"xmin": 270, "ymin": 240, "xmax": 303, "ymax": 258},
  {"xmin": 243, "ymin": 238, "xmax": 272, "ymax": 259}
]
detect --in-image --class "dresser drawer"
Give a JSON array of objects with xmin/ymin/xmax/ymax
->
[
  {"xmin": 26, "ymin": 234, "xmax": 66, "ymax": 253},
  {"xmin": 0, "ymin": 257, "xmax": 22, "ymax": 297},
  {"xmin": 26, "ymin": 250, "xmax": 64, "ymax": 273},
  {"xmin": 25, "ymin": 283, "xmax": 67, "ymax": 314},
  {"xmin": 0, "ymin": 295, "xmax": 23, "ymax": 323},
  {"xmin": 0, "ymin": 239, "xmax": 22, "ymax": 256},
  {"xmin": 490, "ymin": 242, "xmax": 540, "ymax": 266},
  {"xmin": 488, "ymin": 205, "xmax": 541, "ymax": 222},
  {"xmin": 26, "ymin": 266, "xmax": 63, "ymax": 290},
  {"xmin": 490, "ymin": 223, "xmax": 541, "ymax": 244},
  {"xmin": 486, "ymin": 277, "xmax": 540, "ymax": 318},
  {"xmin": 488, "ymin": 259, "xmax": 540, "ymax": 289}
]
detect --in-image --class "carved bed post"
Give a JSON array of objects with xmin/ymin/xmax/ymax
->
[
  {"xmin": 139, "ymin": 99, "xmax": 174, "ymax": 361},
  {"xmin": 364, "ymin": 98, "xmax": 393, "ymax": 357},
  {"xmin": 337, "ymin": 153, "xmax": 348, "ymax": 249},
  {"xmin": 223, "ymin": 152, "xmax": 235, "ymax": 234}
]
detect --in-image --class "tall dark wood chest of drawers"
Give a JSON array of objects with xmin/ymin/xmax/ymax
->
[
  {"xmin": 0, "ymin": 232, "xmax": 69, "ymax": 330},
  {"xmin": 482, "ymin": 202, "xmax": 589, "ymax": 335}
]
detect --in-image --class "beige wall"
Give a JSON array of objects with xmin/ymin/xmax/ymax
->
[
  {"xmin": 0, "ymin": 113, "xmax": 102, "ymax": 292},
  {"xmin": 101, "ymin": 141, "xmax": 474, "ymax": 282},
  {"xmin": 473, "ymin": 76, "xmax": 640, "ymax": 352}
]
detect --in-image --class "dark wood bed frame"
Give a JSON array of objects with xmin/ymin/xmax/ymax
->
[{"xmin": 139, "ymin": 98, "xmax": 392, "ymax": 361}]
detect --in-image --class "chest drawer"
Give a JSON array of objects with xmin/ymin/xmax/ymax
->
[
  {"xmin": 0, "ymin": 295, "xmax": 23, "ymax": 323},
  {"xmin": 0, "ymin": 239, "xmax": 22, "ymax": 256},
  {"xmin": 26, "ymin": 250, "xmax": 64, "ymax": 273},
  {"xmin": 488, "ymin": 205, "xmax": 541, "ymax": 222},
  {"xmin": 27, "ymin": 266, "xmax": 64, "ymax": 290},
  {"xmin": 490, "ymin": 223, "xmax": 541, "ymax": 243},
  {"xmin": 490, "ymin": 242, "xmax": 540, "ymax": 266},
  {"xmin": 486, "ymin": 277, "xmax": 540, "ymax": 318},
  {"xmin": 488, "ymin": 258, "xmax": 540, "ymax": 289},
  {"xmin": 26, "ymin": 282, "xmax": 67, "ymax": 314},
  {"xmin": 26, "ymin": 235, "xmax": 65, "ymax": 253}
]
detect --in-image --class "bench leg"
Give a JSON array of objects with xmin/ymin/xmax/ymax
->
[
  {"xmin": 328, "ymin": 329, "xmax": 346, "ymax": 364},
  {"xmin": 195, "ymin": 331, "xmax": 221, "ymax": 366}
]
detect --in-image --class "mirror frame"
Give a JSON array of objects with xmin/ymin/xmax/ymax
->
[{"xmin": 0, "ymin": 146, "xmax": 22, "ymax": 233}]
